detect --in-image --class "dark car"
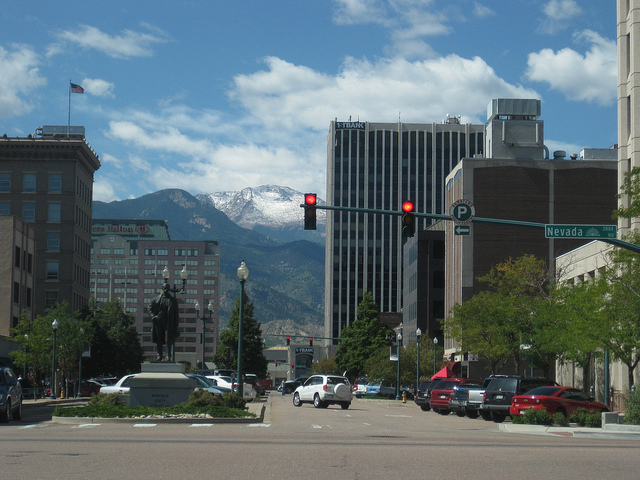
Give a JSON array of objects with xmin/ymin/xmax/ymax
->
[
  {"xmin": 69, "ymin": 379, "xmax": 103, "ymax": 397},
  {"xmin": 414, "ymin": 381, "xmax": 432, "ymax": 411},
  {"xmin": 282, "ymin": 377, "xmax": 307, "ymax": 394},
  {"xmin": 447, "ymin": 379, "xmax": 485, "ymax": 417},
  {"xmin": 481, "ymin": 375, "xmax": 557, "ymax": 422},
  {"xmin": 0, "ymin": 366, "xmax": 22, "ymax": 422},
  {"xmin": 429, "ymin": 378, "xmax": 482, "ymax": 415}
]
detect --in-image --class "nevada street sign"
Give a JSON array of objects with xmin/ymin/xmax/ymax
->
[{"xmin": 544, "ymin": 224, "xmax": 617, "ymax": 239}]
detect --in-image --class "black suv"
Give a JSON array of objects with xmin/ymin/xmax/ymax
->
[
  {"xmin": 481, "ymin": 375, "xmax": 556, "ymax": 423},
  {"xmin": 414, "ymin": 381, "xmax": 432, "ymax": 411}
]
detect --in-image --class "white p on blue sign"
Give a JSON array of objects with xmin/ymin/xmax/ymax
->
[{"xmin": 450, "ymin": 199, "xmax": 475, "ymax": 225}]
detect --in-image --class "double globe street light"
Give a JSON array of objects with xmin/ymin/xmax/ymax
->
[
  {"xmin": 236, "ymin": 261, "xmax": 249, "ymax": 398},
  {"xmin": 50, "ymin": 319, "xmax": 59, "ymax": 399}
]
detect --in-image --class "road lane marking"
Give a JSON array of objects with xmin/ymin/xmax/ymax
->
[{"xmin": 72, "ymin": 424, "xmax": 100, "ymax": 428}]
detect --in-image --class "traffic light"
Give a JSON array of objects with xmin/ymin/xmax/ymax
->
[
  {"xmin": 291, "ymin": 363, "xmax": 295, "ymax": 372},
  {"xmin": 304, "ymin": 193, "xmax": 317, "ymax": 230},
  {"xmin": 309, "ymin": 337, "xmax": 313, "ymax": 346},
  {"xmin": 275, "ymin": 361, "xmax": 279, "ymax": 367},
  {"xmin": 401, "ymin": 200, "xmax": 415, "ymax": 237},
  {"xmin": 286, "ymin": 336, "xmax": 290, "ymax": 346}
]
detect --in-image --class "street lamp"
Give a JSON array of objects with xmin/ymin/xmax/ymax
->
[
  {"xmin": 433, "ymin": 336, "xmax": 438, "ymax": 375},
  {"xmin": 236, "ymin": 261, "xmax": 249, "ymax": 398},
  {"xmin": 50, "ymin": 319, "xmax": 59, "ymax": 399},
  {"xmin": 416, "ymin": 328, "xmax": 422, "ymax": 391},
  {"xmin": 195, "ymin": 299, "xmax": 214, "ymax": 370},
  {"xmin": 395, "ymin": 323, "xmax": 403, "ymax": 400},
  {"xmin": 162, "ymin": 265, "xmax": 189, "ymax": 294},
  {"xmin": 77, "ymin": 327, "xmax": 84, "ymax": 398}
]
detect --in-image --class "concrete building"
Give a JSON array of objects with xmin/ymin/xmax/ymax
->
[
  {"xmin": 0, "ymin": 127, "xmax": 100, "ymax": 362},
  {"xmin": 91, "ymin": 219, "xmax": 221, "ymax": 366},
  {"xmin": 325, "ymin": 119, "xmax": 484, "ymax": 345}
]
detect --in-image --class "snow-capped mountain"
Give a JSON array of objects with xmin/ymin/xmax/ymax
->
[{"xmin": 197, "ymin": 185, "xmax": 325, "ymax": 244}]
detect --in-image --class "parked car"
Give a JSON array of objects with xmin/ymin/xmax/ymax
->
[
  {"xmin": 99, "ymin": 374, "xmax": 138, "ymax": 395},
  {"xmin": 481, "ymin": 375, "xmax": 557, "ymax": 423},
  {"xmin": 245, "ymin": 374, "xmax": 266, "ymax": 396},
  {"xmin": 186, "ymin": 374, "xmax": 231, "ymax": 395},
  {"xmin": 281, "ymin": 377, "xmax": 308, "ymax": 394},
  {"xmin": 365, "ymin": 379, "xmax": 396, "ymax": 398},
  {"xmin": 447, "ymin": 379, "xmax": 484, "ymax": 417},
  {"xmin": 430, "ymin": 378, "xmax": 482, "ymax": 415},
  {"xmin": 292, "ymin": 374, "xmax": 352, "ymax": 409},
  {"xmin": 69, "ymin": 379, "xmax": 103, "ymax": 397},
  {"xmin": 352, "ymin": 377, "xmax": 367, "ymax": 398},
  {"xmin": 510, "ymin": 386, "xmax": 609, "ymax": 418},
  {"xmin": 206, "ymin": 375, "xmax": 255, "ymax": 401},
  {"xmin": 0, "ymin": 366, "xmax": 22, "ymax": 422},
  {"xmin": 449, "ymin": 376, "xmax": 493, "ymax": 419},
  {"xmin": 414, "ymin": 381, "xmax": 433, "ymax": 411}
]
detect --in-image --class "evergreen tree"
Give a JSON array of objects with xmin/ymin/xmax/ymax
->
[
  {"xmin": 334, "ymin": 291, "xmax": 393, "ymax": 379},
  {"xmin": 213, "ymin": 290, "xmax": 268, "ymax": 378}
]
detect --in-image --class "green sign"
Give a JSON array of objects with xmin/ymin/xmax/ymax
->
[
  {"xmin": 454, "ymin": 225, "xmax": 471, "ymax": 236},
  {"xmin": 544, "ymin": 224, "xmax": 617, "ymax": 239}
]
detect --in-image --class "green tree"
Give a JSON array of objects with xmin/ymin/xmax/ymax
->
[
  {"xmin": 213, "ymin": 290, "xmax": 268, "ymax": 378},
  {"xmin": 311, "ymin": 356, "xmax": 337, "ymax": 375},
  {"xmin": 334, "ymin": 291, "xmax": 393, "ymax": 379}
]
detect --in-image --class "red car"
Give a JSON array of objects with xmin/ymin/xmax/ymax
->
[
  {"xmin": 510, "ymin": 386, "xmax": 609, "ymax": 418},
  {"xmin": 429, "ymin": 378, "xmax": 481, "ymax": 415}
]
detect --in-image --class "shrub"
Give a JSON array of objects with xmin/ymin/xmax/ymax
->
[
  {"xmin": 624, "ymin": 389, "xmax": 640, "ymax": 425},
  {"xmin": 553, "ymin": 412, "xmax": 569, "ymax": 427},
  {"xmin": 569, "ymin": 408, "xmax": 602, "ymax": 427},
  {"xmin": 188, "ymin": 389, "xmax": 224, "ymax": 407},
  {"xmin": 220, "ymin": 392, "xmax": 246, "ymax": 410},
  {"xmin": 512, "ymin": 408, "xmax": 554, "ymax": 425}
]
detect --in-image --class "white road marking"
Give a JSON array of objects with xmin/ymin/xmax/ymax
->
[
  {"xmin": 133, "ymin": 423, "xmax": 157, "ymax": 427},
  {"xmin": 189, "ymin": 423, "xmax": 214, "ymax": 427},
  {"xmin": 247, "ymin": 423, "xmax": 270, "ymax": 427},
  {"xmin": 72, "ymin": 424, "xmax": 100, "ymax": 428}
]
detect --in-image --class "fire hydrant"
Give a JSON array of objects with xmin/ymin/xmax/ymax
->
[
  {"xmin": 402, "ymin": 391, "xmax": 406, "ymax": 403},
  {"xmin": 60, "ymin": 387, "xmax": 65, "ymax": 399}
]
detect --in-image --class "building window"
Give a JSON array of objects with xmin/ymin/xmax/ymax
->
[
  {"xmin": 0, "ymin": 202, "xmax": 10, "ymax": 215},
  {"xmin": 25, "ymin": 287, "xmax": 32, "ymax": 308},
  {"xmin": 23, "ymin": 174, "xmax": 36, "ymax": 193},
  {"xmin": 0, "ymin": 173, "xmax": 10, "ymax": 192},
  {"xmin": 27, "ymin": 253, "xmax": 33, "ymax": 274},
  {"xmin": 22, "ymin": 203, "xmax": 35, "ymax": 222},
  {"xmin": 100, "ymin": 248, "xmax": 111, "ymax": 255},
  {"xmin": 13, "ymin": 282, "xmax": 20, "ymax": 304},
  {"xmin": 45, "ymin": 291, "xmax": 58, "ymax": 308},
  {"xmin": 113, "ymin": 248, "xmax": 124, "ymax": 255},
  {"xmin": 157, "ymin": 249, "xmax": 168, "ymax": 256},
  {"xmin": 49, "ymin": 174, "xmax": 62, "ymax": 193},
  {"xmin": 48, "ymin": 203, "xmax": 61, "ymax": 222},
  {"xmin": 14, "ymin": 246, "xmax": 20, "ymax": 268},
  {"xmin": 145, "ymin": 248, "xmax": 156, "ymax": 256},
  {"xmin": 47, "ymin": 232, "xmax": 61, "ymax": 251},
  {"xmin": 46, "ymin": 262, "xmax": 60, "ymax": 280}
]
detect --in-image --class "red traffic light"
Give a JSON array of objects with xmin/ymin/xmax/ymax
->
[
  {"xmin": 305, "ymin": 193, "xmax": 317, "ymax": 206},
  {"xmin": 286, "ymin": 336, "xmax": 290, "ymax": 346},
  {"xmin": 309, "ymin": 337, "xmax": 313, "ymax": 346},
  {"xmin": 402, "ymin": 201, "xmax": 414, "ymax": 213}
]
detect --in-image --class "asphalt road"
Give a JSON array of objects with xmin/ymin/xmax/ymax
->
[{"xmin": 3, "ymin": 394, "xmax": 640, "ymax": 479}]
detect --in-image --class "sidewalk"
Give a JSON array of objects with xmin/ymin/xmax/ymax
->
[{"xmin": 498, "ymin": 422, "xmax": 640, "ymax": 440}]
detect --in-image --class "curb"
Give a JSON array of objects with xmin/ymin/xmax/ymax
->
[{"xmin": 498, "ymin": 423, "xmax": 640, "ymax": 440}]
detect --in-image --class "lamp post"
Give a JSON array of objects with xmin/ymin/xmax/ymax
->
[
  {"xmin": 433, "ymin": 336, "xmax": 438, "ymax": 375},
  {"xmin": 23, "ymin": 334, "xmax": 28, "ymax": 380},
  {"xmin": 162, "ymin": 265, "xmax": 189, "ymax": 294},
  {"xmin": 50, "ymin": 319, "xmax": 59, "ymax": 399},
  {"xmin": 395, "ymin": 323, "xmax": 403, "ymax": 400},
  {"xmin": 77, "ymin": 327, "xmax": 84, "ymax": 398},
  {"xmin": 195, "ymin": 299, "xmax": 214, "ymax": 370},
  {"xmin": 236, "ymin": 261, "xmax": 249, "ymax": 398},
  {"xmin": 416, "ymin": 328, "xmax": 422, "ymax": 391}
]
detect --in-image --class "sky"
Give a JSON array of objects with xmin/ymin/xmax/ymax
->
[{"xmin": 0, "ymin": 0, "xmax": 617, "ymax": 203}]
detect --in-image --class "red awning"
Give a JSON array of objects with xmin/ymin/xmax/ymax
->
[{"xmin": 430, "ymin": 361, "xmax": 461, "ymax": 380}]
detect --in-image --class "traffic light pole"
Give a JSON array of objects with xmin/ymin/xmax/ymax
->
[{"xmin": 303, "ymin": 204, "xmax": 640, "ymax": 254}]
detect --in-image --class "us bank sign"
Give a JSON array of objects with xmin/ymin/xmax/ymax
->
[{"xmin": 336, "ymin": 121, "xmax": 365, "ymax": 129}]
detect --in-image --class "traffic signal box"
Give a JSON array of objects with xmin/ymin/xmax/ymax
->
[
  {"xmin": 286, "ymin": 336, "xmax": 291, "ymax": 346},
  {"xmin": 309, "ymin": 338, "xmax": 313, "ymax": 346},
  {"xmin": 304, "ymin": 193, "xmax": 317, "ymax": 230},
  {"xmin": 402, "ymin": 201, "xmax": 415, "ymax": 237}
]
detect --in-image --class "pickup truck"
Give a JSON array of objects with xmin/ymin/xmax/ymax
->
[{"xmin": 448, "ymin": 377, "xmax": 494, "ymax": 419}]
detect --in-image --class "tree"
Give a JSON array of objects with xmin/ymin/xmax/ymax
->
[
  {"xmin": 334, "ymin": 291, "xmax": 393, "ymax": 379},
  {"xmin": 213, "ymin": 290, "xmax": 268, "ymax": 378}
]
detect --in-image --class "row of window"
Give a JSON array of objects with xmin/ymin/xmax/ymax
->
[
  {"xmin": 0, "ymin": 173, "xmax": 62, "ymax": 193},
  {"xmin": 13, "ymin": 282, "xmax": 33, "ymax": 308},
  {"xmin": 0, "ymin": 202, "xmax": 63, "ymax": 222},
  {"xmin": 14, "ymin": 246, "xmax": 34, "ymax": 274}
]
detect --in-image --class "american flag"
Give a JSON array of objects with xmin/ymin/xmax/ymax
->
[{"xmin": 70, "ymin": 83, "xmax": 84, "ymax": 94}]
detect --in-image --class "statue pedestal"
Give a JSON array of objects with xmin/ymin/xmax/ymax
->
[{"xmin": 128, "ymin": 362, "xmax": 195, "ymax": 408}]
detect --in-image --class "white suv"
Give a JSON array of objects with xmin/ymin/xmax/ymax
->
[{"xmin": 292, "ymin": 375, "xmax": 352, "ymax": 409}]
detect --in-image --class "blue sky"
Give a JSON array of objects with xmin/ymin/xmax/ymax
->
[{"xmin": 0, "ymin": 0, "xmax": 617, "ymax": 202}]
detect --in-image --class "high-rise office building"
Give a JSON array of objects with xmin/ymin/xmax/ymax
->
[{"xmin": 325, "ymin": 119, "xmax": 484, "ymax": 343}]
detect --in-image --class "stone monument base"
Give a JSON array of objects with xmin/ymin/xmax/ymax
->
[{"xmin": 128, "ymin": 362, "xmax": 195, "ymax": 408}]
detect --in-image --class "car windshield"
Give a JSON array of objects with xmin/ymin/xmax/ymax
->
[
  {"xmin": 524, "ymin": 386, "xmax": 562, "ymax": 396},
  {"xmin": 418, "ymin": 381, "xmax": 431, "ymax": 391},
  {"xmin": 487, "ymin": 377, "xmax": 518, "ymax": 392},
  {"xmin": 433, "ymin": 380, "xmax": 460, "ymax": 390}
]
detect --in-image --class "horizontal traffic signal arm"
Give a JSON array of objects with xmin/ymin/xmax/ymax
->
[{"xmin": 301, "ymin": 204, "xmax": 640, "ymax": 254}]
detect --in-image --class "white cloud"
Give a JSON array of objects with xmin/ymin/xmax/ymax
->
[
  {"xmin": 81, "ymin": 78, "xmax": 115, "ymax": 98},
  {"xmin": 332, "ymin": 0, "xmax": 390, "ymax": 25},
  {"xmin": 49, "ymin": 24, "xmax": 168, "ymax": 59},
  {"xmin": 526, "ymin": 30, "xmax": 616, "ymax": 105},
  {"xmin": 539, "ymin": 0, "xmax": 582, "ymax": 34},
  {"xmin": 473, "ymin": 2, "xmax": 495, "ymax": 18},
  {"xmin": 0, "ymin": 44, "xmax": 46, "ymax": 118}
]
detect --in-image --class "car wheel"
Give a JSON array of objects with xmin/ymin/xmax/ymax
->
[
  {"xmin": 491, "ymin": 412, "xmax": 506, "ymax": 423},
  {"xmin": 438, "ymin": 409, "xmax": 450, "ymax": 415},
  {"xmin": 313, "ymin": 394, "xmax": 324, "ymax": 409},
  {"xmin": 293, "ymin": 392, "xmax": 302, "ymax": 407},
  {"xmin": 420, "ymin": 405, "xmax": 431, "ymax": 412},
  {"xmin": 480, "ymin": 411, "xmax": 492, "ymax": 421},
  {"xmin": 456, "ymin": 410, "xmax": 466, "ymax": 417},
  {"xmin": 466, "ymin": 409, "xmax": 479, "ymax": 419},
  {"xmin": 0, "ymin": 401, "xmax": 9, "ymax": 423},
  {"xmin": 12, "ymin": 399, "xmax": 22, "ymax": 421},
  {"xmin": 341, "ymin": 402, "xmax": 350, "ymax": 410},
  {"xmin": 89, "ymin": 390, "xmax": 97, "ymax": 397},
  {"xmin": 556, "ymin": 407, "xmax": 567, "ymax": 418}
]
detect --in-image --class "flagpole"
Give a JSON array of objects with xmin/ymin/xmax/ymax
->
[{"xmin": 68, "ymin": 78, "xmax": 71, "ymax": 138}]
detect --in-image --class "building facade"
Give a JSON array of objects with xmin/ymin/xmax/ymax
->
[
  {"xmin": 325, "ymin": 119, "xmax": 484, "ymax": 344},
  {"xmin": 91, "ymin": 219, "xmax": 221, "ymax": 366},
  {"xmin": 0, "ymin": 131, "xmax": 100, "ymax": 317}
]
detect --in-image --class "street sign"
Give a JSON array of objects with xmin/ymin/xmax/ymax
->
[
  {"xmin": 544, "ymin": 224, "xmax": 617, "ymax": 239},
  {"xmin": 454, "ymin": 225, "xmax": 471, "ymax": 236},
  {"xmin": 450, "ymin": 199, "xmax": 475, "ymax": 224}
]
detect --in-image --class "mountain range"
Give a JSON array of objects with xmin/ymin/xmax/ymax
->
[{"xmin": 93, "ymin": 186, "xmax": 326, "ymax": 346}]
